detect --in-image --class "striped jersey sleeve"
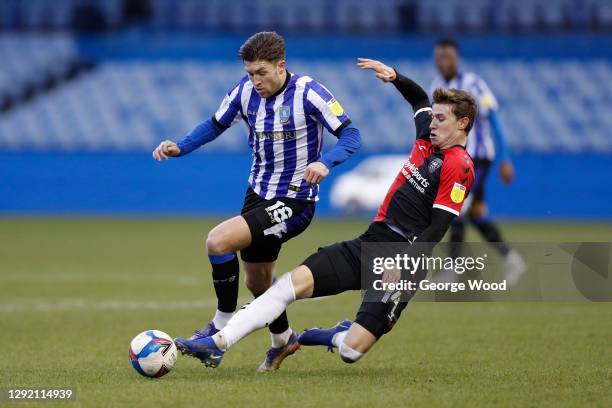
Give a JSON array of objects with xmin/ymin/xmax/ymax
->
[
  {"xmin": 303, "ymin": 80, "xmax": 351, "ymax": 136},
  {"xmin": 471, "ymin": 75, "xmax": 499, "ymax": 116},
  {"xmin": 214, "ymin": 77, "xmax": 246, "ymax": 128}
]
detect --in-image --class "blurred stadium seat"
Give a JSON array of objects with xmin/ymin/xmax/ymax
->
[
  {"xmin": 1, "ymin": 54, "xmax": 611, "ymax": 153},
  {"xmin": 1, "ymin": 0, "xmax": 611, "ymax": 32},
  {"xmin": 0, "ymin": 33, "xmax": 83, "ymax": 110}
]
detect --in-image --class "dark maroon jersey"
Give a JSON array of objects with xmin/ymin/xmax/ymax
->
[{"xmin": 374, "ymin": 107, "xmax": 475, "ymax": 237}]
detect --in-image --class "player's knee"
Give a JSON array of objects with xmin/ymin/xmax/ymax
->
[
  {"xmin": 339, "ymin": 342, "xmax": 364, "ymax": 364},
  {"xmin": 206, "ymin": 229, "xmax": 230, "ymax": 255}
]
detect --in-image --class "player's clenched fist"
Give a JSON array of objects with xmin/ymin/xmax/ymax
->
[
  {"xmin": 357, "ymin": 58, "xmax": 397, "ymax": 82},
  {"xmin": 152, "ymin": 140, "xmax": 181, "ymax": 161},
  {"xmin": 303, "ymin": 162, "xmax": 329, "ymax": 186}
]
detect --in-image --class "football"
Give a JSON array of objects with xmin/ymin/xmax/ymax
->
[{"xmin": 129, "ymin": 330, "xmax": 177, "ymax": 378}]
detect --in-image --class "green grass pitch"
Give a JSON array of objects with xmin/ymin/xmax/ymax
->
[{"xmin": 1, "ymin": 218, "xmax": 611, "ymax": 407}]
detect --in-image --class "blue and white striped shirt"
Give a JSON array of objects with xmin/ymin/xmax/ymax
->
[
  {"xmin": 430, "ymin": 72, "xmax": 499, "ymax": 161},
  {"xmin": 214, "ymin": 72, "xmax": 351, "ymax": 201}
]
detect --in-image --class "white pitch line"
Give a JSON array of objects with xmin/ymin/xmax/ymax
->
[
  {"xmin": 0, "ymin": 298, "xmax": 251, "ymax": 313},
  {"xmin": 0, "ymin": 271, "xmax": 206, "ymax": 285}
]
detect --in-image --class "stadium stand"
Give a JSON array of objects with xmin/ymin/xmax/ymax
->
[
  {"xmin": 0, "ymin": 34, "xmax": 89, "ymax": 111},
  {"xmin": 0, "ymin": 0, "xmax": 611, "ymax": 32},
  {"xmin": 1, "ymin": 57, "xmax": 611, "ymax": 153}
]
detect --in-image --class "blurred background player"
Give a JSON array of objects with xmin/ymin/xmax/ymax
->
[
  {"xmin": 430, "ymin": 38, "xmax": 526, "ymax": 285},
  {"xmin": 152, "ymin": 31, "xmax": 361, "ymax": 371}
]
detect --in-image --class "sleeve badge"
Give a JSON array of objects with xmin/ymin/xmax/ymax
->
[
  {"xmin": 450, "ymin": 182, "xmax": 466, "ymax": 203},
  {"xmin": 327, "ymin": 98, "xmax": 344, "ymax": 116}
]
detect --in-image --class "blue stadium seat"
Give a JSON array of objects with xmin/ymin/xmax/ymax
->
[
  {"xmin": 1, "ymin": 49, "xmax": 611, "ymax": 153},
  {"xmin": 2, "ymin": 0, "xmax": 610, "ymax": 32}
]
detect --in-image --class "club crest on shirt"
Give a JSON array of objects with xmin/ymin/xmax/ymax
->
[
  {"xmin": 450, "ymin": 182, "xmax": 466, "ymax": 203},
  {"xmin": 428, "ymin": 158, "xmax": 443, "ymax": 173},
  {"xmin": 278, "ymin": 105, "xmax": 291, "ymax": 124}
]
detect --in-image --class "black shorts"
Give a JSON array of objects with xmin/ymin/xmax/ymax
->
[
  {"xmin": 302, "ymin": 222, "xmax": 424, "ymax": 339},
  {"xmin": 471, "ymin": 159, "xmax": 492, "ymax": 202},
  {"xmin": 240, "ymin": 187, "xmax": 315, "ymax": 263}
]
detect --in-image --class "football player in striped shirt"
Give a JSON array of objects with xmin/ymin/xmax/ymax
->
[
  {"xmin": 430, "ymin": 38, "xmax": 526, "ymax": 285},
  {"xmin": 152, "ymin": 32, "xmax": 361, "ymax": 371}
]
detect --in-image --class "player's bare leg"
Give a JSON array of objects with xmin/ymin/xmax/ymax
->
[
  {"xmin": 243, "ymin": 261, "xmax": 275, "ymax": 294},
  {"xmin": 206, "ymin": 216, "xmax": 252, "ymax": 255}
]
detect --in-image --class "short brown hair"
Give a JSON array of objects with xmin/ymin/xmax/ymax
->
[
  {"xmin": 432, "ymin": 87, "xmax": 478, "ymax": 133},
  {"xmin": 238, "ymin": 31, "xmax": 285, "ymax": 62}
]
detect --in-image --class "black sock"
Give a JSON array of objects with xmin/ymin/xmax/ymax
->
[
  {"xmin": 470, "ymin": 217, "xmax": 510, "ymax": 256},
  {"xmin": 209, "ymin": 253, "xmax": 239, "ymax": 313},
  {"xmin": 268, "ymin": 311, "xmax": 290, "ymax": 334}
]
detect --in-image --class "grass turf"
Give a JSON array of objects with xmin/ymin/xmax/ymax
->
[{"xmin": 1, "ymin": 218, "xmax": 611, "ymax": 407}]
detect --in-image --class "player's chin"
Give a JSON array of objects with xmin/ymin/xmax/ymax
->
[{"xmin": 255, "ymin": 89, "xmax": 269, "ymax": 98}]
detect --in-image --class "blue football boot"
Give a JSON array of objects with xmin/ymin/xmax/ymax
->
[
  {"xmin": 297, "ymin": 319, "xmax": 352, "ymax": 352},
  {"xmin": 186, "ymin": 321, "xmax": 219, "ymax": 340},
  {"xmin": 257, "ymin": 331, "xmax": 301, "ymax": 372},
  {"xmin": 174, "ymin": 334, "xmax": 225, "ymax": 368}
]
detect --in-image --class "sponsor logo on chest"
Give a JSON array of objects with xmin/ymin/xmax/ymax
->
[{"xmin": 401, "ymin": 160, "xmax": 430, "ymax": 193}]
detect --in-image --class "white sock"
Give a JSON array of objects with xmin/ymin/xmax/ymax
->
[
  {"xmin": 339, "ymin": 342, "xmax": 363, "ymax": 363},
  {"xmin": 332, "ymin": 331, "xmax": 347, "ymax": 348},
  {"xmin": 212, "ymin": 310, "xmax": 233, "ymax": 329},
  {"xmin": 271, "ymin": 327, "xmax": 293, "ymax": 348},
  {"xmin": 214, "ymin": 273, "xmax": 296, "ymax": 350}
]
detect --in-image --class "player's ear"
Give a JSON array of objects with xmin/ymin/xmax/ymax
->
[
  {"xmin": 276, "ymin": 59, "xmax": 286, "ymax": 72},
  {"xmin": 457, "ymin": 116, "xmax": 469, "ymax": 131}
]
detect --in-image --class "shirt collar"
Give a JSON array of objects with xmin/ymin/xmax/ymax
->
[{"xmin": 268, "ymin": 71, "xmax": 291, "ymax": 99}]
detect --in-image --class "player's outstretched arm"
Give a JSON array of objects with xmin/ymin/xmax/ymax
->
[
  {"xmin": 356, "ymin": 58, "xmax": 397, "ymax": 82},
  {"xmin": 152, "ymin": 117, "xmax": 228, "ymax": 161},
  {"xmin": 357, "ymin": 58, "xmax": 429, "ymax": 110},
  {"xmin": 358, "ymin": 58, "xmax": 430, "ymax": 141}
]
